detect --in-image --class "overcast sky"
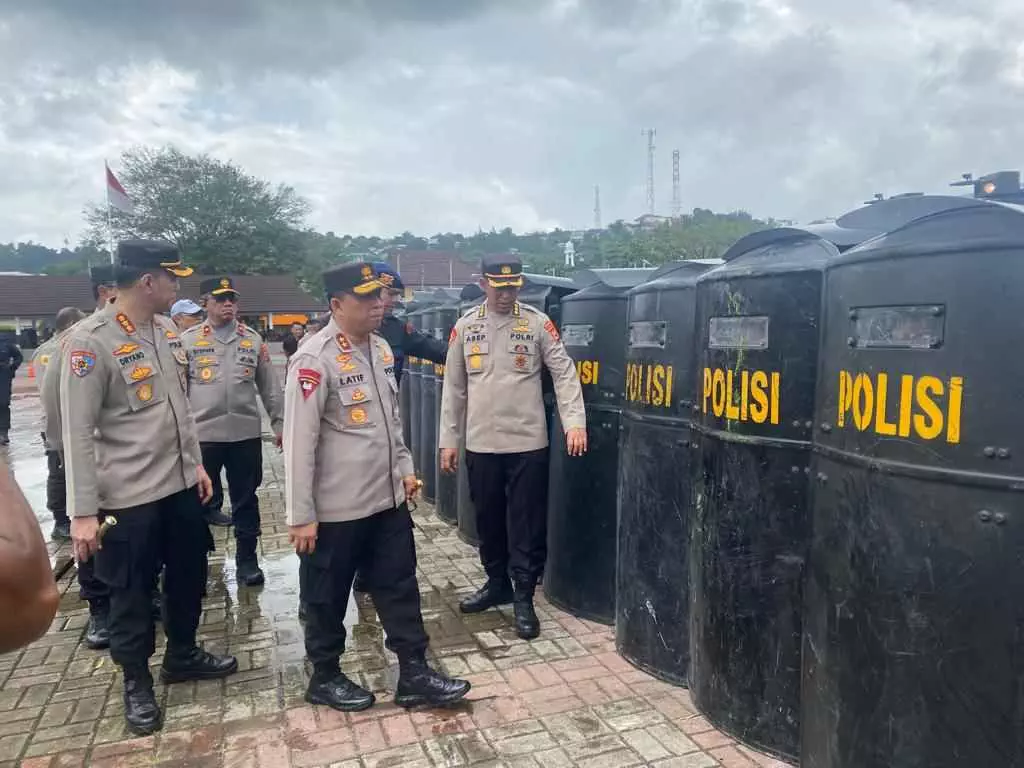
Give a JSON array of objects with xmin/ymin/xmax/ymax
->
[{"xmin": 0, "ymin": 0, "xmax": 1020, "ymax": 246}]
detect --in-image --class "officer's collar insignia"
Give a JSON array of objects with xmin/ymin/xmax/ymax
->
[
  {"xmin": 297, "ymin": 368, "xmax": 322, "ymax": 400},
  {"xmin": 335, "ymin": 333, "xmax": 352, "ymax": 353},
  {"xmin": 377, "ymin": 343, "xmax": 393, "ymax": 363},
  {"xmin": 116, "ymin": 313, "xmax": 136, "ymax": 335},
  {"xmin": 512, "ymin": 303, "xmax": 521, "ymax": 317},
  {"xmin": 164, "ymin": 329, "xmax": 178, "ymax": 340},
  {"xmin": 202, "ymin": 324, "xmax": 211, "ymax": 337},
  {"xmin": 236, "ymin": 323, "xmax": 246, "ymax": 337},
  {"xmin": 69, "ymin": 350, "xmax": 96, "ymax": 377},
  {"xmin": 477, "ymin": 304, "xmax": 486, "ymax": 318},
  {"xmin": 112, "ymin": 343, "xmax": 140, "ymax": 356}
]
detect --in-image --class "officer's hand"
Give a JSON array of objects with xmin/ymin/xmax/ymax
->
[
  {"xmin": 275, "ymin": 433, "xmax": 283, "ymax": 451},
  {"xmin": 403, "ymin": 475, "xmax": 420, "ymax": 502},
  {"xmin": 289, "ymin": 522, "xmax": 318, "ymax": 555},
  {"xmin": 70, "ymin": 517, "xmax": 100, "ymax": 563},
  {"xmin": 440, "ymin": 448, "xmax": 458, "ymax": 474},
  {"xmin": 566, "ymin": 428, "xmax": 588, "ymax": 457},
  {"xmin": 196, "ymin": 466, "xmax": 213, "ymax": 504}
]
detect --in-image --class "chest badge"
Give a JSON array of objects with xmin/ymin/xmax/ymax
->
[
  {"xmin": 350, "ymin": 407, "xmax": 368, "ymax": 424},
  {"xmin": 470, "ymin": 355, "xmax": 482, "ymax": 370},
  {"xmin": 239, "ymin": 338, "xmax": 254, "ymax": 349},
  {"xmin": 129, "ymin": 365, "xmax": 152, "ymax": 382},
  {"xmin": 200, "ymin": 367, "xmax": 215, "ymax": 382},
  {"xmin": 351, "ymin": 388, "xmax": 367, "ymax": 402},
  {"xmin": 113, "ymin": 343, "xmax": 140, "ymax": 356},
  {"xmin": 137, "ymin": 383, "xmax": 153, "ymax": 402}
]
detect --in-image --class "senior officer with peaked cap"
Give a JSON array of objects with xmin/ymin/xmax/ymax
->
[
  {"xmin": 284, "ymin": 261, "xmax": 470, "ymax": 712},
  {"xmin": 371, "ymin": 262, "xmax": 449, "ymax": 384},
  {"xmin": 182, "ymin": 276, "xmax": 283, "ymax": 586},
  {"xmin": 61, "ymin": 240, "xmax": 237, "ymax": 736},
  {"xmin": 439, "ymin": 254, "xmax": 587, "ymax": 640}
]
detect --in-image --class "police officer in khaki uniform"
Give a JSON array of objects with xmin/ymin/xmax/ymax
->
[
  {"xmin": 181, "ymin": 277, "xmax": 282, "ymax": 586},
  {"xmin": 39, "ymin": 265, "xmax": 122, "ymax": 649},
  {"xmin": 285, "ymin": 261, "xmax": 470, "ymax": 712},
  {"xmin": 62, "ymin": 240, "xmax": 237, "ymax": 736},
  {"xmin": 439, "ymin": 255, "xmax": 587, "ymax": 640},
  {"xmin": 33, "ymin": 307, "xmax": 85, "ymax": 542}
]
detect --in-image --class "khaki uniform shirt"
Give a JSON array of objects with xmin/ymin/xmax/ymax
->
[
  {"xmin": 283, "ymin": 317, "xmax": 414, "ymax": 527},
  {"xmin": 32, "ymin": 336, "xmax": 60, "ymax": 449},
  {"xmin": 181, "ymin": 320, "xmax": 283, "ymax": 443},
  {"xmin": 60, "ymin": 305, "xmax": 202, "ymax": 517},
  {"xmin": 439, "ymin": 301, "xmax": 586, "ymax": 454}
]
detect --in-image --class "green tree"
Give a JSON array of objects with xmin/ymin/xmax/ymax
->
[{"xmin": 83, "ymin": 146, "xmax": 311, "ymax": 274}]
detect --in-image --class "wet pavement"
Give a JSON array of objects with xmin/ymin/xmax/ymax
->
[{"xmin": 0, "ymin": 394, "xmax": 788, "ymax": 768}]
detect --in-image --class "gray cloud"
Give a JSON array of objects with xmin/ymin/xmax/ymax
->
[{"xmin": 0, "ymin": 0, "xmax": 1022, "ymax": 245}]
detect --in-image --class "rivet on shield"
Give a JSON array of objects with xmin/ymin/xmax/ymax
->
[
  {"xmin": 978, "ymin": 510, "xmax": 993, "ymax": 523},
  {"xmin": 997, "ymin": 448, "xmax": 1011, "ymax": 459},
  {"xmin": 847, "ymin": 337, "xmax": 857, "ymax": 347},
  {"xmin": 820, "ymin": 423, "xmax": 832, "ymax": 433},
  {"xmin": 983, "ymin": 446, "xmax": 996, "ymax": 458},
  {"xmin": 994, "ymin": 512, "xmax": 1008, "ymax": 525}
]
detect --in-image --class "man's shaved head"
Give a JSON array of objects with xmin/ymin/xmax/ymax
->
[{"xmin": 54, "ymin": 307, "xmax": 86, "ymax": 333}]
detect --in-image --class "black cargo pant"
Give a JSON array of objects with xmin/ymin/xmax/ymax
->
[
  {"xmin": 44, "ymin": 444, "xmax": 110, "ymax": 611},
  {"xmin": 466, "ymin": 449, "xmax": 549, "ymax": 585},
  {"xmin": 0, "ymin": 372, "xmax": 11, "ymax": 433},
  {"xmin": 200, "ymin": 438, "xmax": 262, "ymax": 560},
  {"xmin": 301, "ymin": 505, "xmax": 429, "ymax": 668},
  {"xmin": 94, "ymin": 486, "xmax": 209, "ymax": 668}
]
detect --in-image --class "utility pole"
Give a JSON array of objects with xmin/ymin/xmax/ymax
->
[
  {"xmin": 671, "ymin": 149, "xmax": 681, "ymax": 217},
  {"xmin": 642, "ymin": 128, "xmax": 656, "ymax": 214},
  {"xmin": 593, "ymin": 185, "xmax": 602, "ymax": 229}
]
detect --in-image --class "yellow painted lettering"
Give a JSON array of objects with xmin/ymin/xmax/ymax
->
[
  {"xmin": 740, "ymin": 369, "xmax": 749, "ymax": 421},
  {"xmin": 664, "ymin": 365, "xmax": 673, "ymax": 408},
  {"xmin": 837, "ymin": 370, "xmax": 852, "ymax": 427},
  {"xmin": 712, "ymin": 368, "xmax": 727, "ymax": 418},
  {"xmin": 874, "ymin": 373, "xmax": 897, "ymax": 436},
  {"xmin": 725, "ymin": 370, "xmax": 740, "ymax": 420},
  {"xmin": 702, "ymin": 368, "xmax": 712, "ymax": 413},
  {"xmin": 770, "ymin": 372, "xmax": 780, "ymax": 425},
  {"xmin": 898, "ymin": 374, "xmax": 913, "ymax": 437},
  {"xmin": 946, "ymin": 376, "xmax": 963, "ymax": 444},
  {"xmin": 652, "ymin": 365, "xmax": 665, "ymax": 406},
  {"xmin": 749, "ymin": 371, "xmax": 768, "ymax": 423},
  {"xmin": 914, "ymin": 376, "xmax": 944, "ymax": 440},
  {"xmin": 852, "ymin": 374, "xmax": 874, "ymax": 432}
]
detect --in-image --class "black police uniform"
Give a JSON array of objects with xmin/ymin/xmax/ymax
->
[
  {"xmin": 378, "ymin": 315, "xmax": 448, "ymax": 385},
  {"xmin": 0, "ymin": 334, "xmax": 22, "ymax": 444}
]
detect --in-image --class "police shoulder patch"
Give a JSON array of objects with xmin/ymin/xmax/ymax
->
[
  {"xmin": 543, "ymin": 319, "xmax": 560, "ymax": 343},
  {"xmin": 448, "ymin": 327, "xmax": 457, "ymax": 346},
  {"xmin": 69, "ymin": 350, "xmax": 97, "ymax": 377},
  {"xmin": 297, "ymin": 368, "xmax": 322, "ymax": 400}
]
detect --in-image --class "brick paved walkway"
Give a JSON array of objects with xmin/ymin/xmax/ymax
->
[{"xmin": 3, "ymin": 426, "xmax": 790, "ymax": 767}]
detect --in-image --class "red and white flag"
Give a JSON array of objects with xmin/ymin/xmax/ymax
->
[{"xmin": 105, "ymin": 163, "xmax": 134, "ymax": 214}]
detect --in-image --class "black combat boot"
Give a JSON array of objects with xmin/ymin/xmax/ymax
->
[
  {"xmin": 84, "ymin": 608, "xmax": 110, "ymax": 650},
  {"xmin": 395, "ymin": 653, "xmax": 471, "ymax": 709},
  {"xmin": 305, "ymin": 663, "xmax": 375, "ymax": 712},
  {"xmin": 513, "ymin": 580, "xmax": 540, "ymax": 640},
  {"xmin": 160, "ymin": 647, "xmax": 238, "ymax": 684},
  {"xmin": 51, "ymin": 520, "xmax": 71, "ymax": 541},
  {"xmin": 458, "ymin": 577, "xmax": 513, "ymax": 614},
  {"xmin": 123, "ymin": 665, "xmax": 162, "ymax": 736},
  {"xmin": 206, "ymin": 509, "xmax": 232, "ymax": 527},
  {"xmin": 236, "ymin": 539, "xmax": 265, "ymax": 587}
]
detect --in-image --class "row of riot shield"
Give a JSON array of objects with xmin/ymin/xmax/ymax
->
[{"xmin": 607, "ymin": 194, "xmax": 1024, "ymax": 768}]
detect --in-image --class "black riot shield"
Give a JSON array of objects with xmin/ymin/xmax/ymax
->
[
  {"xmin": 406, "ymin": 307, "xmax": 427, "ymax": 479},
  {"xmin": 519, "ymin": 274, "xmax": 578, "ymax": 433},
  {"xmin": 419, "ymin": 305, "xmax": 440, "ymax": 504},
  {"xmin": 690, "ymin": 230, "xmax": 839, "ymax": 761},
  {"xmin": 616, "ymin": 260, "xmax": 720, "ymax": 686},
  {"xmin": 802, "ymin": 202, "xmax": 1024, "ymax": 768},
  {"xmin": 545, "ymin": 269, "xmax": 654, "ymax": 624},
  {"xmin": 456, "ymin": 287, "xmax": 484, "ymax": 547},
  {"xmin": 435, "ymin": 303, "xmax": 460, "ymax": 525}
]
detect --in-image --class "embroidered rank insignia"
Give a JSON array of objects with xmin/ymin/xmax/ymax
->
[
  {"xmin": 514, "ymin": 354, "xmax": 528, "ymax": 370},
  {"xmin": 202, "ymin": 325, "xmax": 211, "ymax": 336},
  {"xmin": 469, "ymin": 354, "xmax": 482, "ymax": 370},
  {"xmin": 69, "ymin": 350, "xmax": 96, "ymax": 377},
  {"xmin": 200, "ymin": 367, "xmax": 215, "ymax": 381},
  {"xmin": 350, "ymin": 407, "xmax": 368, "ymax": 424},
  {"xmin": 237, "ymin": 323, "xmax": 246, "ymax": 336},
  {"xmin": 113, "ymin": 343, "xmax": 140, "ymax": 356},
  {"xmin": 544, "ymin": 319, "xmax": 560, "ymax": 342},
  {"xmin": 116, "ymin": 313, "xmax": 136, "ymax": 334},
  {"xmin": 239, "ymin": 339, "xmax": 254, "ymax": 349},
  {"xmin": 165, "ymin": 329, "xmax": 178, "ymax": 340},
  {"xmin": 129, "ymin": 365, "xmax": 152, "ymax": 382},
  {"xmin": 298, "ymin": 368, "xmax": 322, "ymax": 400},
  {"xmin": 335, "ymin": 333, "xmax": 352, "ymax": 353},
  {"xmin": 137, "ymin": 383, "xmax": 153, "ymax": 402},
  {"xmin": 351, "ymin": 388, "xmax": 366, "ymax": 402}
]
